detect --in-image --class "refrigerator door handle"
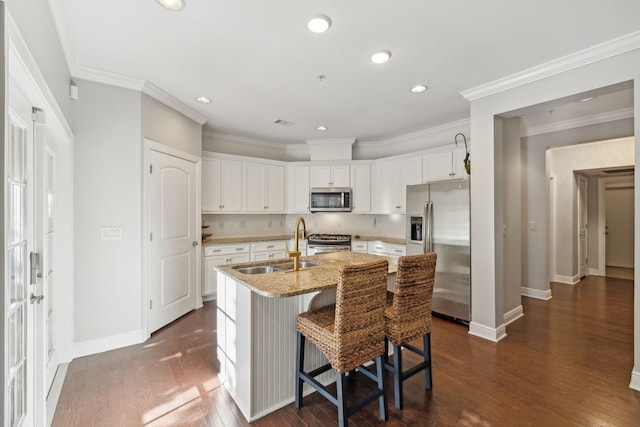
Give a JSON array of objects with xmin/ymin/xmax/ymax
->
[{"xmin": 424, "ymin": 201, "xmax": 433, "ymax": 253}]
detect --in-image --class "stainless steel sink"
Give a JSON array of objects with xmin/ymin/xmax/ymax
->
[
  {"xmin": 271, "ymin": 261, "xmax": 320, "ymax": 271},
  {"xmin": 232, "ymin": 266, "xmax": 277, "ymax": 275}
]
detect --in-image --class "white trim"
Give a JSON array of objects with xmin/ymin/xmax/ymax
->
[
  {"xmin": 74, "ymin": 64, "xmax": 144, "ymax": 91},
  {"xmin": 142, "ymin": 81, "xmax": 207, "ymax": 125},
  {"xmin": 523, "ymin": 107, "xmax": 634, "ymax": 137},
  {"xmin": 6, "ymin": 13, "xmax": 72, "ymax": 140},
  {"xmin": 74, "ymin": 330, "xmax": 147, "ymax": 359},
  {"xmin": 203, "ymin": 130, "xmax": 289, "ymax": 151},
  {"xmin": 503, "ymin": 305, "xmax": 524, "ymax": 326},
  {"xmin": 553, "ymin": 274, "xmax": 580, "ymax": 285},
  {"xmin": 461, "ymin": 30, "xmax": 640, "ymax": 101},
  {"xmin": 46, "ymin": 363, "xmax": 68, "ymax": 426},
  {"xmin": 45, "ymin": 0, "xmax": 79, "ymax": 79},
  {"xmin": 588, "ymin": 267, "xmax": 602, "ymax": 276},
  {"xmin": 630, "ymin": 368, "xmax": 640, "ymax": 391},
  {"xmin": 468, "ymin": 322, "xmax": 507, "ymax": 342},
  {"xmin": 521, "ymin": 286, "xmax": 553, "ymax": 300},
  {"xmin": 357, "ymin": 118, "xmax": 470, "ymax": 147}
]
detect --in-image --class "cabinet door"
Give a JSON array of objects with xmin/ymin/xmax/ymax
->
[
  {"xmin": 243, "ymin": 162, "xmax": 265, "ymax": 212},
  {"xmin": 372, "ymin": 162, "xmax": 401, "ymax": 213},
  {"xmin": 202, "ymin": 158, "xmax": 221, "ymax": 212},
  {"xmin": 221, "ymin": 159, "xmax": 243, "ymax": 211},
  {"xmin": 288, "ymin": 166, "xmax": 310, "ymax": 213},
  {"xmin": 310, "ymin": 166, "xmax": 332, "ymax": 187},
  {"xmin": 331, "ymin": 166, "xmax": 350, "ymax": 187},
  {"xmin": 423, "ymin": 152, "xmax": 453, "ymax": 183},
  {"xmin": 350, "ymin": 165, "xmax": 371, "ymax": 213},
  {"xmin": 203, "ymin": 254, "xmax": 232, "ymax": 297},
  {"xmin": 400, "ymin": 158, "xmax": 422, "ymax": 212},
  {"xmin": 265, "ymin": 165, "xmax": 285, "ymax": 212}
]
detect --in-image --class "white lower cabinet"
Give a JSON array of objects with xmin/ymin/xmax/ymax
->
[
  {"xmin": 351, "ymin": 241, "xmax": 368, "ymax": 253},
  {"xmin": 250, "ymin": 241, "xmax": 288, "ymax": 262},
  {"xmin": 367, "ymin": 241, "xmax": 406, "ymax": 263},
  {"xmin": 203, "ymin": 244, "xmax": 250, "ymax": 299}
]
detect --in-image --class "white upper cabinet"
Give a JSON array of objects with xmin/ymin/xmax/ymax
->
[
  {"xmin": 243, "ymin": 162, "xmax": 285, "ymax": 213},
  {"xmin": 423, "ymin": 147, "xmax": 468, "ymax": 182},
  {"xmin": 287, "ymin": 165, "xmax": 310, "ymax": 213},
  {"xmin": 202, "ymin": 157, "xmax": 243, "ymax": 213},
  {"xmin": 350, "ymin": 164, "xmax": 371, "ymax": 213},
  {"xmin": 372, "ymin": 157, "xmax": 421, "ymax": 214},
  {"xmin": 310, "ymin": 165, "xmax": 350, "ymax": 188}
]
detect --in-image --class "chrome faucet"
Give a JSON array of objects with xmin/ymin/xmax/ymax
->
[{"xmin": 289, "ymin": 216, "xmax": 307, "ymax": 271}]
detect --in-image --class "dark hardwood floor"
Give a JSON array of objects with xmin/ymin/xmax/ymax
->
[{"xmin": 53, "ymin": 275, "xmax": 640, "ymax": 426}]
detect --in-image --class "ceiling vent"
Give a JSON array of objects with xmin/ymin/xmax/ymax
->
[
  {"xmin": 603, "ymin": 168, "xmax": 635, "ymax": 174},
  {"xmin": 274, "ymin": 119, "xmax": 295, "ymax": 127}
]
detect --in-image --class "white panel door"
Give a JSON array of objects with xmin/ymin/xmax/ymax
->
[
  {"xmin": 577, "ymin": 175, "xmax": 588, "ymax": 278},
  {"xmin": 149, "ymin": 150, "xmax": 199, "ymax": 332}
]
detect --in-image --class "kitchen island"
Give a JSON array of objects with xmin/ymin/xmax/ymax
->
[{"xmin": 214, "ymin": 252, "xmax": 397, "ymax": 422}]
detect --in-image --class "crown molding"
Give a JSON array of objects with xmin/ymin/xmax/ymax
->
[
  {"xmin": 203, "ymin": 131, "xmax": 288, "ymax": 151},
  {"xmin": 522, "ymin": 107, "xmax": 634, "ymax": 137},
  {"xmin": 142, "ymin": 81, "xmax": 207, "ymax": 125},
  {"xmin": 73, "ymin": 64, "xmax": 145, "ymax": 91},
  {"xmin": 46, "ymin": 0, "xmax": 80, "ymax": 80},
  {"xmin": 461, "ymin": 30, "xmax": 640, "ymax": 102},
  {"xmin": 357, "ymin": 118, "xmax": 470, "ymax": 148}
]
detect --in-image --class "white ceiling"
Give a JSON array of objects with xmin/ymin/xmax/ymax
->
[{"xmin": 51, "ymin": 0, "xmax": 640, "ymax": 145}]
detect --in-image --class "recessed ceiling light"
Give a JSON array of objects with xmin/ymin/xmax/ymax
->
[
  {"xmin": 579, "ymin": 97, "xmax": 594, "ymax": 102},
  {"xmin": 316, "ymin": 125, "xmax": 328, "ymax": 131},
  {"xmin": 196, "ymin": 96, "xmax": 211, "ymax": 104},
  {"xmin": 307, "ymin": 15, "xmax": 332, "ymax": 33},
  {"xmin": 410, "ymin": 85, "xmax": 428, "ymax": 93},
  {"xmin": 156, "ymin": 0, "xmax": 185, "ymax": 11},
  {"xmin": 370, "ymin": 50, "xmax": 392, "ymax": 64}
]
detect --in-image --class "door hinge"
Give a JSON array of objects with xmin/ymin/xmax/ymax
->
[
  {"xmin": 150, "ymin": 300, "xmax": 153, "ymax": 309},
  {"xmin": 150, "ymin": 232, "xmax": 153, "ymax": 241},
  {"xmin": 150, "ymin": 164, "xmax": 153, "ymax": 174}
]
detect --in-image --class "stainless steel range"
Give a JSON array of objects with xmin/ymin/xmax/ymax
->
[{"xmin": 307, "ymin": 233, "xmax": 352, "ymax": 255}]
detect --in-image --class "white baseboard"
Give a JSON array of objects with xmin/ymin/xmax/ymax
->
[
  {"xmin": 503, "ymin": 305, "xmax": 524, "ymax": 326},
  {"xmin": 521, "ymin": 286, "xmax": 553, "ymax": 300},
  {"xmin": 630, "ymin": 368, "xmax": 640, "ymax": 391},
  {"xmin": 553, "ymin": 274, "xmax": 579, "ymax": 285},
  {"xmin": 588, "ymin": 267, "xmax": 604, "ymax": 277},
  {"xmin": 47, "ymin": 363, "xmax": 69, "ymax": 426},
  {"xmin": 74, "ymin": 329, "xmax": 148, "ymax": 358},
  {"xmin": 468, "ymin": 321, "xmax": 507, "ymax": 342}
]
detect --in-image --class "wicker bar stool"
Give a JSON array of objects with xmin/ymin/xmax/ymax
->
[
  {"xmin": 384, "ymin": 252, "xmax": 437, "ymax": 409},
  {"xmin": 295, "ymin": 259, "xmax": 389, "ymax": 427}
]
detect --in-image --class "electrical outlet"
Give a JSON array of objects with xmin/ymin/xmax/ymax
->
[{"xmin": 101, "ymin": 227, "xmax": 122, "ymax": 240}]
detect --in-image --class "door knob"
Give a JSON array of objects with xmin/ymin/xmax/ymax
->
[
  {"xmin": 192, "ymin": 241, "xmax": 199, "ymax": 247},
  {"xmin": 30, "ymin": 293, "xmax": 44, "ymax": 304}
]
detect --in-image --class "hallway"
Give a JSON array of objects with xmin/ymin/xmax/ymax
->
[{"xmin": 52, "ymin": 275, "xmax": 639, "ymax": 426}]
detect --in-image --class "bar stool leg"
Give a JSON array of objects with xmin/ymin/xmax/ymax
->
[
  {"xmin": 392, "ymin": 343, "xmax": 403, "ymax": 409},
  {"xmin": 375, "ymin": 355, "xmax": 388, "ymax": 421},
  {"xmin": 336, "ymin": 373, "xmax": 348, "ymax": 427},
  {"xmin": 424, "ymin": 334, "xmax": 432, "ymax": 390},
  {"xmin": 295, "ymin": 331, "xmax": 305, "ymax": 409}
]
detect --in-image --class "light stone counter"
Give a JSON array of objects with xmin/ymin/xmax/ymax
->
[
  {"xmin": 215, "ymin": 251, "xmax": 397, "ymax": 298},
  {"xmin": 352, "ymin": 235, "xmax": 406, "ymax": 245},
  {"xmin": 203, "ymin": 234, "xmax": 295, "ymax": 245}
]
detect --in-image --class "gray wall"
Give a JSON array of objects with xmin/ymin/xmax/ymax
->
[
  {"xmin": 7, "ymin": 0, "xmax": 71, "ymax": 121},
  {"xmin": 142, "ymin": 94, "xmax": 202, "ymax": 157},
  {"xmin": 72, "ymin": 79, "xmax": 143, "ymax": 342}
]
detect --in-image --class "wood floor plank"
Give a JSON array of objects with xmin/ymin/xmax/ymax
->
[{"xmin": 53, "ymin": 276, "xmax": 640, "ymax": 426}]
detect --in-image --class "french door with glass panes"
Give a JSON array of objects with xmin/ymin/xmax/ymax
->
[{"xmin": 5, "ymin": 79, "xmax": 52, "ymax": 426}]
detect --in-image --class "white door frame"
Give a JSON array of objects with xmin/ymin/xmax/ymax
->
[
  {"xmin": 577, "ymin": 174, "xmax": 588, "ymax": 279},
  {"xmin": 142, "ymin": 139, "xmax": 202, "ymax": 337},
  {"xmin": 598, "ymin": 175, "xmax": 635, "ymax": 275},
  {"xmin": 6, "ymin": 15, "xmax": 74, "ymax": 426}
]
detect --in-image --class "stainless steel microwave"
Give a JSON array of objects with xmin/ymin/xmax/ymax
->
[{"xmin": 309, "ymin": 187, "xmax": 352, "ymax": 212}]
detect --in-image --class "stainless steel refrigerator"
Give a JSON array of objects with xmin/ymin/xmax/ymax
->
[{"xmin": 406, "ymin": 180, "xmax": 470, "ymax": 323}]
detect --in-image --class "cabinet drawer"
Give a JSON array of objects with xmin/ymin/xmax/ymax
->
[
  {"xmin": 351, "ymin": 241, "xmax": 367, "ymax": 251},
  {"xmin": 204, "ymin": 244, "xmax": 250, "ymax": 257},
  {"xmin": 251, "ymin": 241, "xmax": 287, "ymax": 253},
  {"xmin": 387, "ymin": 245, "xmax": 406, "ymax": 256},
  {"xmin": 368, "ymin": 242, "xmax": 386, "ymax": 255}
]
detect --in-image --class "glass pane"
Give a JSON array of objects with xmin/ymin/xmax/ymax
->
[
  {"xmin": 8, "ymin": 184, "xmax": 24, "ymax": 244},
  {"xmin": 9, "ymin": 123, "xmax": 25, "ymax": 182},
  {"xmin": 46, "ymin": 152, "xmax": 54, "ymax": 191},
  {"xmin": 10, "ymin": 364, "xmax": 26, "ymax": 427},
  {"xmin": 47, "ymin": 192, "xmax": 54, "ymax": 232},
  {"xmin": 8, "ymin": 305, "xmax": 24, "ymax": 370},
  {"xmin": 9, "ymin": 245, "xmax": 25, "ymax": 304},
  {"xmin": 46, "ymin": 232, "xmax": 54, "ymax": 275}
]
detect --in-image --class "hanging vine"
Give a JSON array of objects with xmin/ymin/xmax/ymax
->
[{"xmin": 455, "ymin": 132, "xmax": 470, "ymax": 175}]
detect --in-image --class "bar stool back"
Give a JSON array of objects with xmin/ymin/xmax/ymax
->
[
  {"xmin": 385, "ymin": 252, "xmax": 437, "ymax": 409},
  {"xmin": 295, "ymin": 259, "xmax": 389, "ymax": 427}
]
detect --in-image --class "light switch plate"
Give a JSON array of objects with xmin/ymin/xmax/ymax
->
[{"xmin": 101, "ymin": 227, "xmax": 122, "ymax": 240}]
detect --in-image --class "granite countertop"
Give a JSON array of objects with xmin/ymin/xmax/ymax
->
[
  {"xmin": 352, "ymin": 235, "xmax": 406, "ymax": 245},
  {"xmin": 215, "ymin": 251, "xmax": 397, "ymax": 298},
  {"xmin": 203, "ymin": 235, "xmax": 296, "ymax": 245}
]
